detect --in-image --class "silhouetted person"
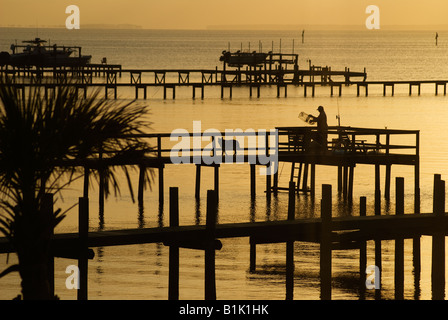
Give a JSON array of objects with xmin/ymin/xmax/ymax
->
[
  {"xmin": 309, "ymin": 105, "xmax": 328, "ymax": 150},
  {"xmin": 436, "ymin": 32, "xmax": 439, "ymax": 46},
  {"xmin": 302, "ymin": 30, "xmax": 305, "ymax": 43}
]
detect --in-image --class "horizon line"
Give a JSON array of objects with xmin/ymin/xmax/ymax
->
[{"xmin": 1, "ymin": 24, "xmax": 448, "ymax": 31}]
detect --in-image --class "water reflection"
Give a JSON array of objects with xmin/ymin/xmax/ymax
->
[
  {"xmin": 195, "ymin": 200, "xmax": 201, "ymax": 225},
  {"xmin": 138, "ymin": 202, "xmax": 145, "ymax": 228}
]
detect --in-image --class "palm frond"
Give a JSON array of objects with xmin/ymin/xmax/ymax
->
[{"xmin": 0, "ymin": 264, "xmax": 19, "ymax": 279}]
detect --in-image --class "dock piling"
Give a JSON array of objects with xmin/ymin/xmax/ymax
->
[
  {"xmin": 266, "ymin": 168, "xmax": 272, "ymax": 201},
  {"xmin": 193, "ymin": 84, "xmax": 204, "ymax": 99},
  {"xmin": 359, "ymin": 196, "xmax": 367, "ymax": 300},
  {"xmin": 195, "ymin": 164, "xmax": 201, "ymax": 201},
  {"xmin": 137, "ymin": 164, "xmax": 145, "ymax": 209},
  {"xmin": 394, "ymin": 177, "xmax": 405, "ymax": 300},
  {"xmin": 286, "ymin": 181, "xmax": 296, "ymax": 300},
  {"xmin": 277, "ymin": 84, "xmax": 287, "ymax": 98},
  {"xmin": 164, "ymin": 85, "xmax": 176, "ymax": 100},
  {"xmin": 221, "ymin": 84, "xmax": 232, "ymax": 99},
  {"xmin": 431, "ymin": 174, "xmax": 445, "ymax": 300},
  {"xmin": 159, "ymin": 166, "xmax": 165, "ymax": 208},
  {"xmin": 205, "ymin": 189, "xmax": 218, "ymax": 300},
  {"xmin": 168, "ymin": 187, "xmax": 180, "ymax": 300},
  {"xmin": 435, "ymin": 82, "xmax": 447, "ymax": 96},
  {"xmin": 78, "ymin": 196, "xmax": 89, "ymax": 301},
  {"xmin": 214, "ymin": 165, "xmax": 220, "ymax": 202},
  {"xmin": 250, "ymin": 164, "xmax": 256, "ymax": 201},
  {"xmin": 320, "ymin": 184, "xmax": 332, "ymax": 300},
  {"xmin": 43, "ymin": 193, "xmax": 55, "ymax": 298},
  {"xmin": 374, "ymin": 164, "xmax": 382, "ymax": 300}
]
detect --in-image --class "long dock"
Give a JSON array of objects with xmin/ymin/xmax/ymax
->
[
  {"xmin": 37, "ymin": 126, "xmax": 419, "ymax": 215},
  {"xmin": 0, "ymin": 125, "xmax": 429, "ymax": 300},
  {"xmin": 2, "ymin": 51, "xmax": 447, "ymax": 100},
  {"xmin": 0, "ymin": 174, "xmax": 446, "ymax": 300},
  {"xmin": 2, "ymin": 71, "xmax": 447, "ymax": 100},
  {"xmin": 0, "ymin": 54, "xmax": 371, "ymax": 99}
]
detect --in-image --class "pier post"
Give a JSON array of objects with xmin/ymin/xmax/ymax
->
[
  {"xmin": 413, "ymin": 132, "xmax": 421, "ymax": 299},
  {"xmin": 205, "ymin": 190, "xmax": 218, "ymax": 300},
  {"xmin": 359, "ymin": 196, "xmax": 367, "ymax": 300},
  {"xmin": 374, "ymin": 164, "xmax": 381, "ymax": 215},
  {"xmin": 383, "ymin": 83, "xmax": 394, "ymax": 96},
  {"xmin": 320, "ymin": 184, "xmax": 332, "ymax": 300},
  {"xmin": 348, "ymin": 166, "xmax": 354, "ymax": 202},
  {"xmin": 135, "ymin": 85, "xmax": 147, "ymax": 99},
  {"xmin": 78, "ymin": 196, "xmax": 89, "ymax": 301},
  {"xmin": 330, "ymin": 83, "xmax": 342, "ymax": 97},
  {"xmin": 414, "ymin": 132, "xmax": 421, "ymax": 214},
  {"xmin": 356, "ymin": 83, "xmax": 368, "ymax": 97},
  {"xmin": 277, "ymin": 84, "xmax": 287, "ymax": 98},
  {"xmin": 195, "ymin": 164, "xmax": 201, "ymax": 201},
  {"xmin": 105, "ymin": 85, "xmax": 117, "ymax": 99},
  {"xmin": 138, "ymin": 164, "xmax": 145, "ymax": 209},
  {"xmin": 83, "ymin": 166, "xmax": 89, "ymax": 198},
  {"xmin": 409, "ymin": 83, "xmax": 421, "ymax": 96},
  {"xmin": 374, "ymin": 164, "xmax": 382, "ymax": 300},
  {"xmin": 168, "ymin": 187, "xmax": 180, "ymax": 300},
  {"xmin": 343, "ymin": 165, "xmax": 348, "ymax": 200},
  {"xmin": 214, "ymin": 165, "xmax": 220, "ymax": 202},
  {"xmin": 249, "ymin": 84, "xmax": 261, "ymax": 98},
  {"xmin": 164, "ymin": 85, "xmax": 176, "ymax": 100},
  {"xmin": 158, "ymin": 166, "xmax": 165, "ymax": 208},
  {"xmin": 385, "ymin": 164, "xmax": 391, "ymax": 201},
  {"xmin": 337, "ymin": 166, "xmax": 343, "ymax": 193},
  {"xmin": 310, "ymin": 164, "xmax": 316, "ymax": 199},
  {"xmin": 266, "ymin": 168, "xmax": 271, "ymax": 201},
  {"xmin": 286, "ymin": 181, "xmax": 295, "ymax": 300},
  {"xmin": 43, "ymin": 194, "xmax": 54, "ymax": 298},
  {"xmin": 98, "ymin": 160, "xmax": 105, "ymax": 215},
  {"xmin": 435, "ymin": 82, "xmax": 447, "ymax": 96},
  {"xmin": 250, "ymin": 164, "xmax": 256, "ymax": 201},
  {"xmin": 302, "ymin": 163, "xmax": 309, "ymax": 193},
  {"xmin": 221, "ymin": 84, "xmax": 232, "ymax": 99},
  {"xmin": 394, "ymin": 177, "xmax": 405, "ymax": 300},
  {"xmin": 273, "ymin": 169, "xmax": 279, "ymax": 196},
  {"xmin": 432, "ymin": 174, "xmax": 445, "ymax": 300},
  {"xmin": 193, "ymin": 84, "xmax": 204, "ymax": 100},
  {"xmin": 304, "ymin": 83, "xmax": 315, "ymax": 97}
]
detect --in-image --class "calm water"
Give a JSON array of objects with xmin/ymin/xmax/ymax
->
[{"xmin": 1, "ymin": 28, "xmax": 448, "ymax": 300}]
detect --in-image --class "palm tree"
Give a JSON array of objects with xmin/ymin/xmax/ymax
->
[{"xmin": 0, "ymin": 78, "xmax": 152, "ymax": 299}]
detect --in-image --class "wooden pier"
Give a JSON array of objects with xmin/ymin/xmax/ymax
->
[
  {"xmin": 0, "ymin": 54, "xmax": 370, "ymax": 99},
  {"xmin": 0, "ymin": 125, "xmax": 433, "ymax": 300},
  {"xmin": 0, "ymin": 175, "xmax": 446, "ymax": 300},
  {"xmin": 36, "ymin": 126, "xmax": 419, "ymax": 214},
  {"xmin": 2, "ymin": 52, "xmax": 448, "ymax": 100},
  {"xmin": 275, "ymin": 126, "xmax": 420, "ymax": 211},
  {"xmin": 2, "ymin": 70, "xmax": 448, "ymax": 100}
]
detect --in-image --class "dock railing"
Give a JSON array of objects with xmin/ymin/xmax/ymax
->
[{"xmin": 277, "ymin": 126, "xmax": 419, "ymax": 158}]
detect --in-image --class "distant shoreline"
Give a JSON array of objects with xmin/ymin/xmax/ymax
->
[
  {"xmin": 1, "ymin": 24, "xmax": 448, "ymax": 31},
  {"xmin": 0, "ymin": 24, "xmax": 143, "ymax": 30}
]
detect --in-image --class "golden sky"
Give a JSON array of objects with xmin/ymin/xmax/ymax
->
[{"xmin": 1, "ymin": 0, "xmax": 448, "ymax": 29}]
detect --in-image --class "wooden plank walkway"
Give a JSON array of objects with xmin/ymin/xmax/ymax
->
[
  {"xmin": 1, "ymin": 174, "xmax": 446, "ymax": 300},
  {"xmin": 0, "ymin": 211, "xmax": 445, "ymax": 255}
]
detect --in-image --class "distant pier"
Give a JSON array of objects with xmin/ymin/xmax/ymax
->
[
  {"xmin": 2, "ymin": 65, "xmax": 448, "ymax": 100},
  {"xmin": 0, "ymin": 51, "xmax": 370, "ymax": 99}
]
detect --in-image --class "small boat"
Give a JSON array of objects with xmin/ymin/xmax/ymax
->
[
  {"xmin": 220, "ymin": 50, "xmax": 268, "ymax": 67},
  {"xmin": 0, "ymin": 38, "xmax": 92, "ymax": 68}
]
